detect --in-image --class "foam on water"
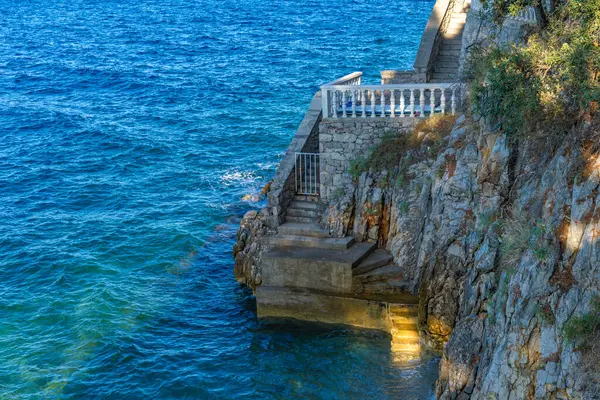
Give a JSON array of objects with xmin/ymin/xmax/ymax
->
[{"xmin": 0, "ymin": 0, "xmax": 439, "ymax": 398}]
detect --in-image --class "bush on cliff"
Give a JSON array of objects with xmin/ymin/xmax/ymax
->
[
  {"xmin": 468, "ymin": 0, "xmax": 600, "ymax": 139},
  {"xmin": 563, "ymin": 296, "xmax": 600, "ymax": 390}
]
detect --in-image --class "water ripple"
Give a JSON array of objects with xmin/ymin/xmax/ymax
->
[{"xmin": 0, "ymin": 0, "xmax": 437, "ymax": 398}]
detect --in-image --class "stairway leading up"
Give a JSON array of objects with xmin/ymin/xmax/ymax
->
[{"xmin": 430, "ymin": 2, "xmax": 469, "ymax": 82}]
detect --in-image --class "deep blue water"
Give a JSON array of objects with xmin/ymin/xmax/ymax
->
[{"xmin": 0, "ymin": 0, "xmax": 438, "ymax": 398}]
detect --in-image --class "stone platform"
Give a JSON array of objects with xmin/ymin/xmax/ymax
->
[{"xmin": 256, "ymin": 286, "xmax": 423, "ymax": 362}]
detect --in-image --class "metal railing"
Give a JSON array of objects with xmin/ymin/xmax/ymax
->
[
  {"xmin": 295, "ymin": 152, "xmax": 320, "ymax": 196},
  {"xmin": 321, "ymin": 83, "xmax": 464, "ymax": 118}
]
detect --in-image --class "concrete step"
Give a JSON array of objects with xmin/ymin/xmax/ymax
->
[
  {"xmin": 391, "ymin": 340, "xmax": 421, "ymax": 353},
  {"xmin": 286, "ymin": 207, "xmax": 320, "ymax": 219},
  {"xmin": 352, "ymin": 249, "xmax": 394, "ymax": 275},
  {"xmin": 445, "ymin": 28, "xmax": 464, "ymax": 36},
  {"xmin": 439, "ymin": 49, "xmax": 461, "ymax": 57},
  {"xmin": 435, "ymin": 61, "xmax": 459, "ymax": 68},
  {"xmin": 389, "ymin": 303, "xmax": 418, "ymax": 316},
  {"xmin": 431, "ymin": 73, "xmax": 458, "ymax": 81},
  {"xmin": 353, "ymin": 264, "xmax": 403, "ymax": 283},
  {"xmin": 294, "ymin": 195, "xmax": 320, "ymax": 203},
  {"xmin": 286, "ymin": 215, "xmax": 316, "ymax": 224},
  {"xmin": 391, "ymin": 328, "xmax": 420, "ymax": 340},
  {"xmin": 434, "ymin": 66, "xmax": 459, "ymax": 74},
  {"xmin": 442, "ymin": 39, "xmax": 463, "ymax": 46},
  {"xmin": 451, "ymin": 15, "xmax": 467, "ymax": 23},
  {"xmin": 436, "ymin": 55, "xmax": 459, "ymax": 65},
  {"xmin": 269, "ymin": 235, "xmax": 355, "ymax": 250},
  {"xmin": 363, "ymin": 280, "xmax": 413, "ymax": 296},
  {"xmin": 288, "ymin": 200, "xmax": 322, "ymax": 211},
  {"xmin": 390, "ymin": 314, "xmax": 419, "ymax": 325},
  {"xmin": 390, "ymin": 321, "xmax": 419, "ymax": 331},
  {"xmin": 392, "ymin": 351, "xmax": 422, "ymax": 364},
  {"xmin": 278, "ymin": 222, "xmax": 330, "ymax": 238},
  {"xmin": 264, "ymin": 241, "xmax": 377, "ymax": 268}
]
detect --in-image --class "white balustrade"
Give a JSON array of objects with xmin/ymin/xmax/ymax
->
[
  {"xmin": 321, "ymin": 82, "xmax": 463, "ymax": 119},
  {"xmin": 321, "ymin": 72, "xmax": 363, "ymax": 118}
]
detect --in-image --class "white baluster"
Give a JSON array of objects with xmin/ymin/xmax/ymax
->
[
  {"xmin": 380, "ymin": 89, "xmax": 385, "ymax": 117},
  {"xmin": 400, "ymin": 89, "xmax": 405, "ymax": 118},
  {"xmin": 451, "ymin": 88, "xmax": 456, "ymax": 115},
  {"xmin": 430, "ymin": 88, "xmax": 436, "ymax": 117},
  {"xmin": 419, "ymin": 89, "xmax": 425, "ymax": 118},
  {"xmin": 441, "ymin": 89, "xmax": 446, "ymax": 114},
  {"xmin": 370, "ymin": 89, "xmax": 376, "ymax": 118},
  {"xmin": 322, "ymin": 89, "xmax": 329, "ymax": 118},
  {"xmin": 361, "ymin": 90, "xmax": 366, "ymax": 118},
  {"xmin": 409, "ymin": 89, "xmax": 415, "ymax": 117},
  {"xmin": 351, "ymin": 89, "xmax": 357, "ymax": 117},
  {"xmin": 342, "ymin": 90, "xmax": 347, "ymax": 118},
  {"xmin": 390, "ymin": 89, "xmax": 395, "ymax": 118},
  {"xmin": 331, "ymin": 91, "xmax": 337, "ymax": 118}
]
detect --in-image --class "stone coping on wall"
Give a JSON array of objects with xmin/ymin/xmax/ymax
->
[{"xmin": 264, "ymin": 91, "xmax": 322, "ymax": 228}]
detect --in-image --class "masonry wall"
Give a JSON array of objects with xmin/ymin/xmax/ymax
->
[{"xmin": 318, "ymin": 118, "xmax": 417, "ymax": 200}]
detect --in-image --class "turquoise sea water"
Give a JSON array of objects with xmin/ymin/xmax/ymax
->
[{"xmin": 0, "ymin": 0, "xmax": 439, "ymax": 398}]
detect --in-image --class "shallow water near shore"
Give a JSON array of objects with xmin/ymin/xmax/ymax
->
[{"xmin": 0, "ymin": 0, "xmax": 438, "ymax": 398}]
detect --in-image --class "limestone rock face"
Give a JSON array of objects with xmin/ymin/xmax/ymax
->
[
  {"xmin": 233, "ymin": 210, "xmax": 274, "ymax": 290},
  {"xmin": 320, "ymin": 111, "xmax": 600, "ymax": 398}
]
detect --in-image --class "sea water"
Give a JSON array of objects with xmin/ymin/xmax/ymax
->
[{"xmin": 0, "ymin": 0, "xmax": 439, "ymax": 398}]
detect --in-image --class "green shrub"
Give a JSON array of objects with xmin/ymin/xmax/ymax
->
[
  {"xmin": 535, "ymin": 303, "xmax": 556, "ymax": 325},
  {"xmin": 467, "ymin": 0, "xmax": 600, "ymax": 139},
  {"xmin": 564, "ymin": 296, "xmax": 600, "ymax": 345},
  {"xmin": 349, "ymin": 156, "xmax": 367, "ymax": 180},
  {"xmin": 398, "ymin": 201, "xmax": 410, "ymax": 215},
  {"xmin": 563, "ymin": 296, "xmax": 600, "ymax": 400}
]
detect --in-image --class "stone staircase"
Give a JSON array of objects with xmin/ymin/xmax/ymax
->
[
  {"xmin": 352, "ymin": 249, "xmax": 412, "ymax": 295},
  {"xmin": 261, "ymin": 196, "xmax": 423, "ymax": 363},
  {"xmin": 264, "ymin": 195, "xmax": 377, "ymax": 293},
  {"xmin": 266, "ymin": 195, "xmax": 413, "ymax": 296},
  {"xmin": 389, "ymin": 303, "xmax": 421, "ymax": 363},
  {"xmin": 430, "ymin": 2, "xmax": 469, "ymax": 82}
]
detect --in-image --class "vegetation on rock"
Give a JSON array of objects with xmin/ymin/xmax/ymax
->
[
  {"xmin": 348, "ymin": 114, "xmax": 457, "ymax": 182},
  {"xmin": 468, "ymin": 0, "xmax": 600, "ymax": 139}
]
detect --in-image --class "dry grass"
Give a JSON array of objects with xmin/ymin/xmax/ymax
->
[{"xmin": 499, "ymin": 207, "xmax": 534, "ymax": 270}]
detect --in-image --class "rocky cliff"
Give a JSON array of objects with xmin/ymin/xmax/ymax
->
[
  {"xmin": 233, "ymin": 113, "xmax": 600, "ymax": 399},
  {"xmin": 320, "ymin": 110, "xmax": 600, "ymax": 398}
]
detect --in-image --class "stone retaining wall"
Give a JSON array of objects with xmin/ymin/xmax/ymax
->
[{"xmin": 318, "ymin": 118, "xmax": 417, "ymax": 200}]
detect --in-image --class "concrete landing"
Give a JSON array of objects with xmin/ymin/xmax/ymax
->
[
  {"xmin": 277, "ymin": 222, "xmax": 330, "ymax": 238},
  {"xmin": 256, "ymin": 286, "xmax": 418, "ymax": 329},
  {"xmin": 267, "ymin": 234, "xmax": 355, "ymax": 250},
  {"xmin": 256, "ymin": 286, "xmax": 423, "ymax": 363},
  {"xmin": 262, "ymin": 242, "xmax": 376, "ymax": 293},
  {"xmin": 256, "ymin": 286, "xmax": 392, "ymax": 331},
  {"xmin": 264, "ymin": 241, "xmax": 376, "ymax": 267}
]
